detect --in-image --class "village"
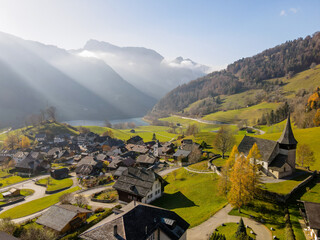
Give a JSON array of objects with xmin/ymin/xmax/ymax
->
[{"xmin": 0, "ymin": 114, "xmax": 317, "ymax": 240}]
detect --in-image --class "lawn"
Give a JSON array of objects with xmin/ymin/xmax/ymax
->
[
  {"xmin": 262, "ymin": 170, "xmax": 311, "ymax": 195},
  {"xmin": 211, "ymin": 158, "xmax": 227, "ymax": 167},
  {"xmin": 300, "ymin": 176, "xmax": 320, "ymax": 203},
  {"xmin": 229, "ymin": 199, "xmax": 286, "ymax": 240},
  {"xmin": 188, "ymin": 160, "xmax": 210, "ymax": 171},
  {"xmin": 214, "ymin": 222, "xmax": 256, "ymax": 239},
  {"xmin": 202, "ymin": 102, "xmax": 280, "ymax": 124},
  {"xmin": 36, "ymin": 177, "xmax": 73, "ymax": 192},
  {"xmin": 0, "ymin": 187, "xmax": 81, "ymax": 219},
  {"xmin": 0, "ymin": 175, "xmax": 28, "ymax": 188},
  {"xmin": 152, "ymin": 168, "xmax": 227, "ymax": 227}
]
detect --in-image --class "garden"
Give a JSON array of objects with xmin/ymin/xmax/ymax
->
[{"xmin": 36, "ymin": 177, "xmax": 73, "ymax": 192}]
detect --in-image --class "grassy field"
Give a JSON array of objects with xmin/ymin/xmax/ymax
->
[
  {"xmin": 215, "ymin": 222, "xmax": 256, "ymax": 239},
  {"xmin": 0, "ymin": 175, "xmax": 29, "ymax": 188},
  {"xmin": 256, "ymin": 126, "xmax": 320, "ymax": 170},
  {"xmin": 0, "ymin": 189, "xmax": 34, "ymax": 199},
  {"xmin": 202, "ymin": 102, "xmax": 280, "ymax": 124},
  {"xmin": 86, "ymin": 125, "xmax": 177, "ymax": 142},
  {"xmin": 300, "ymin": 176, "xmax": 320, "ymax": 203},
  {"xmin": 229, "ymin": 199, "xmax": 286, "ymax": 240},
  {"xmin": 188, "ymin": 160, "xmax": 210, "ymax": 171},
  {"xmin": 288, "ymin": 205, "xmax": 306, "ymax": 240},
  {"xmin": 36, "ymin": 177, "xmax": 73, "ymax": 192},
  {"xmin": 0, "ymin": 187, "xmax": 81, "ymax": 219},
  {"xmin": 152, "ymin": 168, "xmax": 227, "ymax": 228},
  {"xmin": 262, "ymin": 170, "xmax": 311, "ymax": 195},
  {"xmin": 282, "ymin": 64, "xmax": 320, "ymax": 95}
]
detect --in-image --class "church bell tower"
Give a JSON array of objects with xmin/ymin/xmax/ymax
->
[{"xmin": 277, "ymin": 113, "xmax": 298, "ymax": 171}]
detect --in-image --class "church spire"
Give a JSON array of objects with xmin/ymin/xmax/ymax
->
[{"xmin": 278, "ymin": 113, "xmax": 298, "ymax": 145}]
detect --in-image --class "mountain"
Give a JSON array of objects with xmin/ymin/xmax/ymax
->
[
  {"xmin": 151, "ymin": 32, "xmax": 320, "ymax": 117},
  {"xmin": 74, "ymin": 40, "xmax": 211, "ymax": 99},
  {"xmin": 0, "ymin": 32, "xmax": 156, "ymax": 127}
]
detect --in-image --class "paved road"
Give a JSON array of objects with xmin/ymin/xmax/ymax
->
[
  {"xmin": 184, "ymin": 167, "xmax": 214, "ymax": 174},
  {"xmin": 158, "ymin": 167, "xmax": 180, "ymax": 177},
  {"xmin": 187, "ymin": 204, "xmax": 272, "ymax": 240}
]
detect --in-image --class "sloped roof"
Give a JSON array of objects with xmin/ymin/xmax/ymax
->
[
  {"xmin": 36, "ymin": 205, "xmax": 91, "ymax": 232},
  {"xmin": 80, "ymin": 202, "xmax": 189, "ymax": 240},
  {"xmin": 238, "ymin": 136, "xmax": 278, "ymax": 162},
  {"xmin": 113, "ymin": 167, "xmax": 167, "ymax": 198},
  {"xmin": 77, "ymin": 156, "xmax": 99, "ymax": 167},
  {"xmin": 278, "ymin": 115, "xmax": 298, "ymax": 145},
  {"xmin": 136, "ymin": 154, "xmax": 157, "ymax": 165},
  {"xmin": 173, "ymin": 150, "xmax": 191, "ymax": 158},
  {"xmin": 268, "ymin": 154, "xmax": 288, "ymax": 169},
  {"xmin": 304, "ymin": 202, "xmax": 320, "ymax": 230}
]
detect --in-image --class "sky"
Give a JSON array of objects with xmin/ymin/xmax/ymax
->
[{"xmin": 0, "ymin": 0, "xmax": 319, "ymax": 69}]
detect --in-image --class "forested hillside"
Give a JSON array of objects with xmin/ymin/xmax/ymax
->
[{"xmin": 151, "ymin": 32, "xmax": 320, "ymax": 117}]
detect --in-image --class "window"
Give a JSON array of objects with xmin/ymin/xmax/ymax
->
[{"xmin": 148, "ymin": 232, "xmax": 155, "ymax": 240}]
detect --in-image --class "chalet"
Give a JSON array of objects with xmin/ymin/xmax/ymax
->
[
  {"xmin": 108, "ymin": 157, "xmax": 135, "ymax": 170},
  {"xmin": 106, "ymin": 147, "xmax": 125, "ymax": 157},
  {"xmin": 100, "ymin": 137, "xmax": 125, "ymax": 148},
  {"xmin": 35, "ymin": 133, "xmax": 47, "ymax": 142},
  {"xmin": 238, "ymin": 115, "xmax": 297, "ymax": 179},
  {"xmin": 173, "ymin": 150, "xmax": 191, "ymax": 162},
  {"xmin": 301, "ymin": 201, "xmax": 320, "ymax": 240},
  {"xmin": 15, "ymin": 156, "xmax": 49, "ymax": 176},
  {"xmin": 50, "ymin": 168, "xmax": 69, "ymax": 179},
  {"xmin": 47, "ymin": 147, "xmax": 62, "ymax": 159},
  {"xmin": 126, "ymin": 144, "xmax": 149, "ymax": 154},
  {"xmin": 12, "ymin": 151, "xmax": 29, "ymax": 164},
  {"xmin": 136, "ymin": 154, "xmax": 159, "ymax": 168},
  {"xmin": 80, "ymin": 201, "xmax": 189, "ymax": 240},
  {"xmin": 113, "ymin": 166, "xmax": 128, "ymax": 179},
  {"xmin": 180, "ymin": 139, "xmax": 201, "ymax": 151},
  {"xmin": 75, "ymin": 156, "xmax": 102, "ymax": 176},
  {"xmin": 113, "ymin": 167, "xmax": 168, "ymax": 204},
  {"xmin": 54, "ymin": 134, "xmax": 70, "ymax": 143},
  {"xmin": 2, "ymin": 188, "xmax": 20, "ymax": 198},
  {"xmin": 36, "ymin": 205, "xmax": 91, "ymax": 234},
  {"xmin": 158, "ymin": 142, "xmax": 175, "ymax": 156},
  {"xmin": 127, "ymin": 135, "xmax": 144, "ymax": 145}
]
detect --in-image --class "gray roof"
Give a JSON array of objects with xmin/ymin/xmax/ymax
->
[
  {"xmin": 77, "ymin": 156, "xmax": 99, "ymax": 167},
  {"xmin": 36, "ymin": 205, "xmax": 91, "ymax": 232},
  {"xmin": 113, "ymin": 167, "xmax": 128, "ymax": 177},
  {"xmin": 238, "ymin": 136, "xmax": 278, "ymax": 162},
  {"xmin": 136, "ymin": 154, "xmax": 157, "ymax": 165},
  {"xmin": 278, "ymin": 115, "xmax": 298, "ymax": 145},
  {"xmin": 304, "ymin": 202, "xmax": 320, "ymax": 229},
  {"xmin": 113, "ymin": 167, "xmax": 167, "ymax": 198},
  {"xmin": 268, "ymin": 154, "xmax": 288, "ymax": 169},
  {"xmin": 173, "ymin": 150, "xmax": 191, "ymax": 158},
  {"xmin": 80, "ymin": 202, "xmax": 189, "ymax": 240}
]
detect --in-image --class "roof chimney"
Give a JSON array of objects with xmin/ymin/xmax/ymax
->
[{"xmin": 114, "ymin": 225, "xmax": 118, "ymax": 236}]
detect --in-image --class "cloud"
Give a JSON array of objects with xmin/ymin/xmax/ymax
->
[
  {"xmin": 280, "ymin": 10, "xmax": 287, "ymax": 16},
  {"xmin": 289, "ymin": 8, "xmax": 298, "ymax": 14}
]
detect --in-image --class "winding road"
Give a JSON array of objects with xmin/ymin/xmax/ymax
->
[{"xmin": 187, "ymin": 204, "xmax": 272, "ymax": 240}]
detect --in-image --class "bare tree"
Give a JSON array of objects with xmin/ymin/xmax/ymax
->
[
  {"xmin": 75, "ymin": 195, "xmax": 88, "ymax": 208},
  {"xmin": 0, "ymin": 218, "xmax": 18, "ymax": 235},
  {"xmin": 104, "ymin": 119, "xmax": 112, "ymax": 128},
  {"xmin": 21, "ymin": 226, "xmax": 57, "ymax": 240},
  {"xmin": 213, "ymin": 126, "xmax": 236, "ymax": 158},
  {"xmin": 59, "ymin": 192, "xmax": 74, "ymax": 204},
  {"xmin": 46, "ymin": 106, "xmax": 57, "ymax": 122},
  {"xmin": 188, "ymin": 145, "xmax": 202, "ymax": 164}
]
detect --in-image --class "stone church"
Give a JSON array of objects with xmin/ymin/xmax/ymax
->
[{"xmin": 238, "ymin": 115, "xmax": 298, "ymax": 179}]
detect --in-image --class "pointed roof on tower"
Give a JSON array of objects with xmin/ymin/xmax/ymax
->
[{"xmin": 278, "ymin": 113, "xmax": 298, "ymax": 145}]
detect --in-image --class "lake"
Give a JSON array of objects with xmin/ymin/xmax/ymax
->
[{"xmin": 63, "ymin": 117, "xmax": 149, "ymax": 127}]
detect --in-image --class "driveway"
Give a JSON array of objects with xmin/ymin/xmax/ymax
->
[{"xmin": 187, "ymin": 204, "xmax": 272, "ymax": 240}]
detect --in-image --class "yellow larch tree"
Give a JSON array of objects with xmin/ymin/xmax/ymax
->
[
  {"xmin": 20, "ymin": 136, "xmax": 31, "ymax": 149},
  {"xmin": 228, "ymin": 154, "xmax": 257, "ymax": 212},
  {"xmin": 218, "ymin": 145, "xmax": 239, "ymax": 197}
]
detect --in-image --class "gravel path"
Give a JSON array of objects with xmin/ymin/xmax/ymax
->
[
  {"xmin": 184, "ymin": 167, "xmax": 214, "ymax": 174},
  {"xmin": 187, "ymin": 204, "xmax": 272, "ymax": 240}
]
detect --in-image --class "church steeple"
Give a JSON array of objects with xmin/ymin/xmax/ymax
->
[{"xmin": 278, "ymin": 113, "xmax": 298, "ymax": 146}]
